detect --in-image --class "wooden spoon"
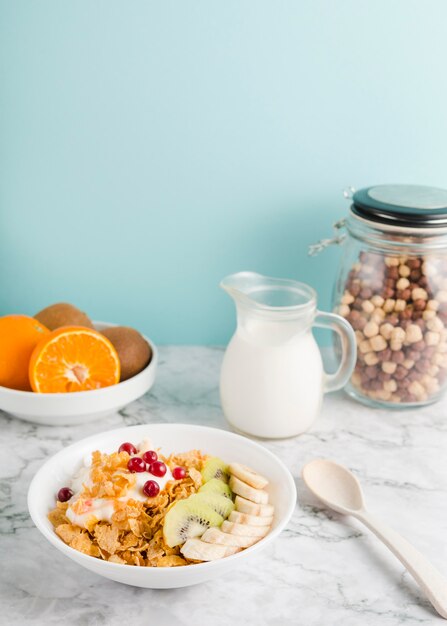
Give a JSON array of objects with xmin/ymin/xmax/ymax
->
[{"xmin": 302, "ymin": 458, "xmax": 447, "ymax": 619}]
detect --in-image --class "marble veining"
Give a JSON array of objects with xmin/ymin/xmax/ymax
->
[{"xmin": 2, "ymin": 346, "xmax": 447, "ymax": 625}]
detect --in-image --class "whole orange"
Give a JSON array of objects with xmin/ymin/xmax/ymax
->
[{"xmin": 0, "ymin": 315, "xmax": 49, "ymax": 391}]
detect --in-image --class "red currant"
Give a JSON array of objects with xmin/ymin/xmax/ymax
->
[
  {"xmin": 172, "ymin": 467, "xmax": 186, "ymax": 480},
  {"xmin": 57, "ymin": 487, "xmax": 74, "ymax": 502},
  {"xmin": 127, "ymin": 457, "xmax": 147, "ymax": 473},
  {"xmin": 118, "ymin": 442, "xmax": 137, "ymax": 455},
  {"xmin": 143, "ymin": 480, "xmax": 160, "ymax": 498},
  {"xmin": 149, "ymin": 460, "xmax": 167, "ymax": 477},
  {"xmin": 142, "ymin": 450, "xmax": 158, "ymax": 464}
]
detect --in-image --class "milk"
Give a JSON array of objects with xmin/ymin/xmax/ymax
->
[
  {"xmin": 220, "ymin": 324, "xmax": 324, "ymax": 439},
  {"xmin": 219, "ymin": 272, "xmax": 356, "ymax": 439}
]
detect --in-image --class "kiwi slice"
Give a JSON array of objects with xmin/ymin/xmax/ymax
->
[
  {"xmin": 201, "ymin": 457, "xmax": 230, "ymax": 483},
  {"xmin": 199, "ymin": 478, "xmax": 233, "ymax": 500},
  {"xmin": 163, "ymin": 494, "xmax": 223, "ymax": 548},
  {"xmin": 195, "ymin": 493, "xmax": 235, "ymax": 519}
]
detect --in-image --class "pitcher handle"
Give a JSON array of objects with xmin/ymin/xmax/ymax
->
[{"xmin": 314, "ymin": 311, "xmax": 357, "ymax": 393}]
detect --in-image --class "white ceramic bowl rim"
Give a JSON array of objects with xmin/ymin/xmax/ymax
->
[
  {"xmin": 28, "ymin": 424, "xmax": 297, "ymax": 575},
  {"xmin": 0, "ymin": 321, "xmax": 157, "ymax": 399}
]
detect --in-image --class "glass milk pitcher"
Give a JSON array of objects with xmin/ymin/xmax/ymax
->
[{"xmin": 220, "ymin": 272, "xmax": 357, "ymax": 438}]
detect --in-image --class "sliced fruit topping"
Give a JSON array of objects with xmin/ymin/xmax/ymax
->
[
  {"xmin": 172, "ymin": 466, "xmax": 186, "ymax": 480},
  {"xmin": 142, "ymin": 450, "xmax": 158, "ymax": 464},
  {"xmin": 234, "ymin": 495, "xmax": 274, "ymax": 517},
  {"xmin": 229, "ymin": 462, "xmax": 269, "ymax": 490},
  {"xmin": 195, "ymin": 493, "xmax": 234, "ymax": 519},
  {"xmin": 199, "ymin": 478, "xmax": 232, "ymax": 500},
  {"xmin": 201, "ymin": 527, "xmax": 260, "ymax": 548},
  {"xmin": 201, "ymin": 457, "xmax": 230, "ymax": 484},
  {"xmin": 229, "ymin": 476, "xmax": 269, "ymax": 504},
  {"xmin": 229, "ymin": 511, "xmax": 273, "ymax": 527},
  {"xmin": 149, "ymin": 461, "xmax": 167, "ymax": 477},
  {"xmin": 127, "ymin": 457, "xmax": 147, "ymax": 473},
  {"xmin": 143, "ymin": 479, "xmax": 160, "ymax": 498},
  {"xmin": 57, "ymin": 487, "xmax": 74, "ymax": 502},
  {"xmin": 163, "ymin": 494, "xmax": 224, "ymax": 547},
  {"xmin": 180, "ymin": 538, "xmax": 240, "ymax": 561},
  {"xmin": 221, "ymin": 520, "xmax": 270, "ymax": 538},
  {"xmin": 118, "ymin": 442, "xmax": 137, "ymax": 455}
]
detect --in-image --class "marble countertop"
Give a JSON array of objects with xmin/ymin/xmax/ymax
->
[{"xmin": 2, "ymin": 346, "xmax": 447, "ymax": 626}]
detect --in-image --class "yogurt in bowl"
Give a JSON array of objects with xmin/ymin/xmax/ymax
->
[{"xmin": 61, "ymin": 437, "xmax": 175, "ymax": 530}]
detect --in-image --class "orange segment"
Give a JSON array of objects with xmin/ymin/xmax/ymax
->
[{"xmin": 29, "ymin": 326, "xmax": 120, "ymax": 393}]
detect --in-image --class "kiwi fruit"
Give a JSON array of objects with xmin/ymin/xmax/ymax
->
[
  {"xmin": 100, "ymin": 326, "xmax": 152, "ymax": 382},
  {"xmin": 201, "ymin": 457, "xmax": 230, "ymax": 484},
  {"xmin": 34, "ymin": 303, "xmax": 93, "ymax": 331},
  {"xmin": 199, "ymin": 478, "xmax": 233, "ymax": 500},
  {"xmin": 195, "ymin": 493, "xmax": 235, "ymax": 518},
  {"xmin": 163, "ymin": 494, "xmax": 223, "ymax": 547}
]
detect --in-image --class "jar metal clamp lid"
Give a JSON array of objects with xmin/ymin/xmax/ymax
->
[
  {"xmin": 351, "ymin": 184, "xmax": 447, "ymax": 228},
  {"xmin": 309, "ymin": 184, "xmax": 447, "ymax": 256}
]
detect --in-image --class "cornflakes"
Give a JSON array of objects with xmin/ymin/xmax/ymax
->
[{"xmin": 48, "ymin": 447, "xmax": 204, "ymax": 567}]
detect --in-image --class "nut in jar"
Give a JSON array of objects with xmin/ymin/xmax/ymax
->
[
  {"xmin": 311, "ymin": 184, "xmax": 447, "ymax": 408},
  {"xmin": 337, "ymin": 252, "xmax": 447, "ymax": 405}
]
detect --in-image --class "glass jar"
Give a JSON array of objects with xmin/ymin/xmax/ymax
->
[{"xmin": 312, "ymin": 184, "xmax": 447, "ymax": 409}]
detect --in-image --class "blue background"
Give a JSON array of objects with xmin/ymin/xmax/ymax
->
[{"xmin": 1, "ymin": 1, "xmax": 447, "ymax": 344}]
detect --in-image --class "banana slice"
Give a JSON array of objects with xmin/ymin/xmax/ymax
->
[
  {"xmin": 201, "ymin": 527, "xmax": 260, "ymax": 548},
  {"xmin": 221, "ymin": 520, "xmax": 270, "ymax": 538},
  {"xmin": 235, "ymin": 495, "xmax": 274, "ymax": 517},
  {"xmin": 180, "ymin": 538, "xmax": 240, "ymax": 561},
  {"xmin": 229, "ymin": 463, "xmax": 268, "ymax": 489},
  {"xmin": 229, "ymin": 476, "xmax": 269, "ymax": 504},
  {"xmin": 229, "ymin": 511, "xmax": 273, "ymax": 527}
]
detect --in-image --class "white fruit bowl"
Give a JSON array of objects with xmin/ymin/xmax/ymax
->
[
  {"xmin": 28, "ymin": 423, "xmax": 297, "ymax": 589},
  {"xmin": 0, "ymin": 321, "xmax": 158, "ymax": 426}
]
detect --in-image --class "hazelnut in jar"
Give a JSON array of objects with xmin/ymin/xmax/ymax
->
[{"xmin": 312, "ymin": 184, "xmax": 447, "ymax": 408}]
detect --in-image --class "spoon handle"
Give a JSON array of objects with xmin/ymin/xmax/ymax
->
[{"xmin": 357, "ymin": 510, "xmax": 447, "ymax": 619}]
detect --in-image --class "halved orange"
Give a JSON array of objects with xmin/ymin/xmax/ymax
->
[{"xmin": 29, "ymin": 326, "xmax": 120, "ymax": 393}]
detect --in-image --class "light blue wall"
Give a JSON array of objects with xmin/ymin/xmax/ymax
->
[{"xmin": 1, "ymin": 1, "xmax": 447, "ymax": 344}]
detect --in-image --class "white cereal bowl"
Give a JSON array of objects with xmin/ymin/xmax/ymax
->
[
  {"xmin": 0, "ymin": 322, "xmax": 157, "ymax": 426},
  {"xmin": 28, "ymin": 423, "xmax": 297, "ymax": 589}
]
